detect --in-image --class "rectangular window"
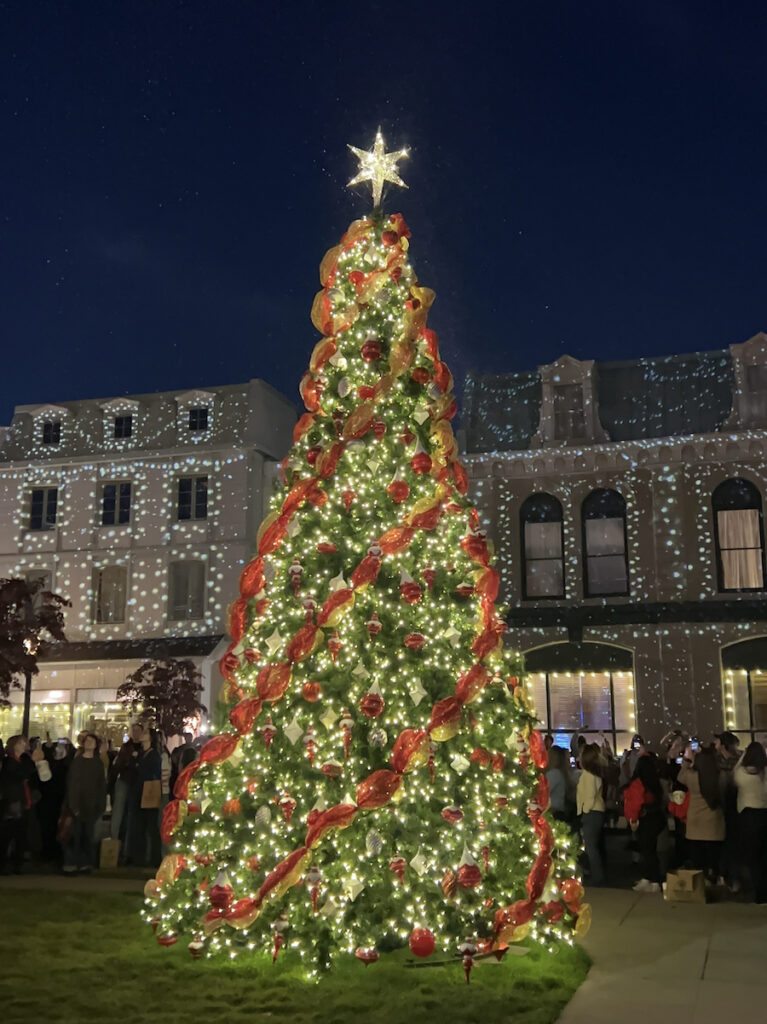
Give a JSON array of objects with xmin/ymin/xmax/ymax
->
[
  {"xmin": 553, "ymin": 384, "xmax": 585, "ymax": 440},
  {"xmin": 751, "ymin": 671, "xmax": 767, "ymax": 730},
  {"xmin": 101, "ymin": 482, "xmax": 131, "ymax": 526},
  {"xmin": 717, "ymin": 508, "xmax": 764, "ymax": 590},
  {"xmin": 188, "ymin": 407, "xmax": 209, "ymax": 432},
  {"xmin": 91, "ymin": 565, "xmax": 127, "ymax": 623},
  {"xmin": 24, "ymin": 569, "xmax": 53, "ymax": 594},
  {"xmin": 168, "ymin": 561, "xmax": 205, "ymax": 620},
  {"xmin": 114, "ymin": 415, "xmax": 133, "ymax": 439},
  {"xmin": 524, "ymin": 521, "xmax": 564, "ymax": 597},
  {"xmin": 585, "ymin": 518, "xmax": 628, "ymax": 595},
  {"xmin": 29, "ymin": 488, "xmax": 58, "ymax": 530},
  {"xmin": 746, "ymin": 364, "xmax": 767, "ymax": 392},
  {"xmin": 177, "ymin": 475, "xmax": 208, "ymax": 521},
  {"xmin": 526, "ymin": 670, "xmax": 636, "ymax": 754},
  {"xmin": 42, "ymin": 421, "xmax": 61, "ymax": 445}
]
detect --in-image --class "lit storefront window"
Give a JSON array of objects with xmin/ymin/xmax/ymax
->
[
  {"xmin": 525, "ymin": 669, "xmax": 637, "ymax": 753},
  {"xmin": 724, "ymin": 668, "xmax": 767, "ymax": 746}
]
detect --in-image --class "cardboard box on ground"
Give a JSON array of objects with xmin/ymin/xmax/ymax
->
[{"xmin": 664, "ymin": 869, "xmax": 706, "ymax": 903}]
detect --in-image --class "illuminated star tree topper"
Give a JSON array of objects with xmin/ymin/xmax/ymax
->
[{"xmin": 347, "ymin": 127, "xmax": 408, "ymax": 209}]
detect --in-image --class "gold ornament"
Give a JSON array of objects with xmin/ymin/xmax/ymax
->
[{"xmin": 347, "ymin": 128, "xmax": 408, "ymax": 208}]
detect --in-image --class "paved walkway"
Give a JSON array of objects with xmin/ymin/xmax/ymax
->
[{"xmin": 559, "ymin": 887, "xmax": 767, "ymax": 1022}]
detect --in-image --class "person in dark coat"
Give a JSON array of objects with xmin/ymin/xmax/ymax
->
[
  {"xmin": 63, "ymin": 733, "xmax": 107, "ymax": 873},
  {"xmin": 0, "ymin": 736, "xmax": 42, "ymax": 874},
  {"xmin": 37, "ymin": 738, "xmax": 70, "ymax": 861},
  {"xmin": 128, "ymin": 725, "xmax": 162, "ymax": 868}
]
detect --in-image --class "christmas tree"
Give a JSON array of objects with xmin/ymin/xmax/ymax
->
[{"xmin": 146, "ymin": 132, "xmax": 588, "ymax": 973}]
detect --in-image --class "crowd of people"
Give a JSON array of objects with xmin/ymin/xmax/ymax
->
[
  {"xmin": 3, "ymin": 721, "xmax": 766, "ymax": 903},
  {"xmin": 0, "ymin": 725, "xmax": 199, "ymax": 875},
  {"xmin": 546, "ymin": 729, "xmax": 767, "ymax": 902}
]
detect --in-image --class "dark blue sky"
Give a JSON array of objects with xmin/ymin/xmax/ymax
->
[{"xmin": 2, "ymin": 1, "xmax": 765, "ymax": 424}]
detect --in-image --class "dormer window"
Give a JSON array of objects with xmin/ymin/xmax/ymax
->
[
  {"xmin": 533, "ymin": 356, "xmax": 607, "ymax": 447},
  {"xmin": 554, "ymin": 385, "xmax": 586, "ymax": 440},
  {"xmin": 42, "ymin": 421, "xmax": 61, "ymax": 445},
  {"xmin": 746, "ymin": 364, "xmax": 767, "ymax": 392},
  {"xmin": 114, "ymin": 415, "xmax": 133, "ymax": 439},
  {"xmin": 175, "ymin": 390, "xmax": 215, "ymax": 441},
  {"xmin": 100, "ymin": 398, "xmax": 140, "ymax": 445},
  {"xmin": 188, "ymin": 407, "xmax": 209, "ymax": 432}
]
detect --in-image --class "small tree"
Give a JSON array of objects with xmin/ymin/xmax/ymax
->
[
  {"xmin": 117, "ymin": 658, "xmax": 207, "ymax": 738},
  {"xmin": 0, "ymin": 577, "xmax": 70, "ymax": 731}
]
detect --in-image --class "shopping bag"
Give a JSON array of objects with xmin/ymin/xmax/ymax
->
[
  {"xmin": 99, "ymin": 837, "xmax": 121, "ymax": 869},
  {"xmin": 141, "ymin": 779, "xmax": 162, "ymax": 809}
]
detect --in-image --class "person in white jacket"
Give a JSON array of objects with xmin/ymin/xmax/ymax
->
[
  {"xmin": 733, "ymin": 742, "xmax": 767, "ymax": 903},
  {"xmin": 577, "ymin": 743, "xmax": 607, "ymax": 886}
]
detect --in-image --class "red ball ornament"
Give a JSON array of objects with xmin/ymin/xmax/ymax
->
[
  {"xmin": 404, "ymin": 632, "xmax": 426, "ymax": 650},
  {"xmin": 387, "ymin": 479, "xmax": 410, "ymax": 504},
  {"xmin": 188, "ymin": 939, "xmax": 204, "ymax": 959},
  {"xmin": 361, "ymin": 339, "xmax": 382, "ymax": 362},
  {"xmin": 306, "ymin": 446, "xmax": 322, "ymax": 466},
  {"xmin": 302, "ymin": 681, "xmax": 322, "ymax": 702},
  {"xmin": 157, "ymin": 932, "xmax": 178, "ymax": 947},
  {"xmin": 372, "ymin": 421, "xmax": 386, "ymax": 441},
  {"xmin": 409, "ymin": 927, "xmax": 436, "ymax": 958},
  {"xmin": 411, "ymin": 450, "xmax": 432, "ymax": 474},
  {"xmin": 355, "ymin": 947, "xmax": 380, "ymax": 965},
  {"xmin": 359, "ymin": 684, "xmax": 385, "ymax": 719},
  {"xmin": 412, "ymin": 367, "xmax": 430, "ymax": 385},
  {"xmin": 366, "ymin": 612, "xmax": 382, "ymax": 638}
]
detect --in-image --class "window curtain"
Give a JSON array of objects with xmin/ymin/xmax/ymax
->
[
  {"xmin": 718, "ymin": 509, "xmax": 763, "ymax": 589},
  {"xmin": 585, "ymin": 518, "xmax": 627, "ymax": 594},
  {"xmin": 524, "ymin": 521, "xmax": 564, "ymax": 597}
]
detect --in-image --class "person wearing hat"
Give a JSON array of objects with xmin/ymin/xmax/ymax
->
[{"xmin": 714, "ymin": 730, "xmax": 741, "ymax": 890}]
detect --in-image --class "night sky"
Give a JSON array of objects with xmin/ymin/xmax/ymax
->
[{"xmin": 2, "ymin": 1, "xmax": 766, "ymax": 426}]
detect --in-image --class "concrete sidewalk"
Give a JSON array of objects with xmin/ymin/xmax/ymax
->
[{"xmin": 559, "ymin": 887, "xmax": 767, "ymax": 1023}]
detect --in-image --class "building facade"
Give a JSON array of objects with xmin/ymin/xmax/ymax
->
[
  {"xmin": 0, "ymin": 378, "xmax": 296, "ymax": 743},
  {"xmin": 463, "ymin": 332, "xmax": 767, "ymax": 752}
]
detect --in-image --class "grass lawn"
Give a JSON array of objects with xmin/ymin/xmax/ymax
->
[{"xmin": 0, "ymin": 889, "xmax": 589, "ymax": 1024}]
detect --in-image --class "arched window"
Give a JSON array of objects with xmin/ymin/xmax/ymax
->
[
  {"xmin": 582, "ymin": 489, "xmax": 629, "ymax": 597},
  {"xmin": 520, "ymin": 493, "xmax": 564, "ymax": 599},
  {"xmin": 712, "ymin": 478, "xmax": 765, "ymax": 592},
  {"xmin": 91, "ymin": 565, "xmax": 127, "ymax": 623}
]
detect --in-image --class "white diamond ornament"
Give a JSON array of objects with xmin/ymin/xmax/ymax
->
[
  {"xmin": 329, "ymin": 571, "xmax": 348, "ymax": 592},
  {"xmin": 450, "ymin": 752, "xmax": 471, "ymax": 775},
  {"xmin": 410, "ymin": 680, "xmax": 427, "ymax": 706},
  {"xmin": 410, "ymin": 848, "xmax": 428, "ymax": 876},
  {"xmin": 345, "ymin": 879, "xmax": 365, "ymax": 901},
  {"xmin": 320, "ymin": 707, "xmax": 339, "ymax": 731},
  {"xmin": 265, "ymin": 628, "xmax": 283, "ymax": 656},
  {"xmin": 284, "ymin": 716, "xmax": 303, "ymax": 745}
]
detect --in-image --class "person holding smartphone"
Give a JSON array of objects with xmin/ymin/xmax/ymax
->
[
  {"xmin": 624, "ymin": 753, "xmax": 666, "ymax": 893},
  {"xmin": 677, "ymin": 744, "xmax": 725, "ymax": 884}
]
